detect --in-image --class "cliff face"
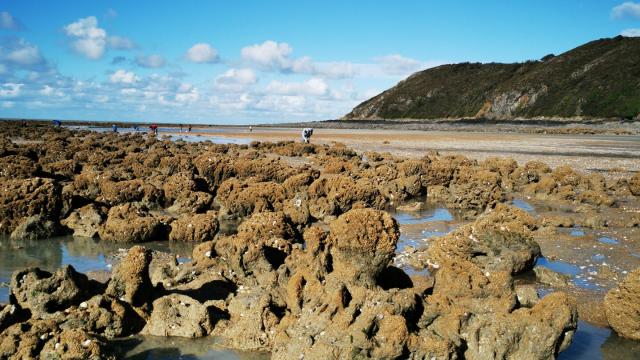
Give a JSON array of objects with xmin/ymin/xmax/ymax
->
[{"xmin": 344, "ymin": 36, "xmax": 640, "ymax": 121}]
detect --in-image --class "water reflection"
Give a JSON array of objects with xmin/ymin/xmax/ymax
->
[
  {"xmin": 393, "ymin": 207, "xmax": 454, "ymax": 225},
  {"xmin": 111, "ymin": 336, "xmax": 269, "ymax": 360},
  {"xmin": 559, "ymin": 321, "xmax": 640, "ymax": 360},
  {"xmin": 511, "ymin": 198, "xmax": 535, "ymax": 213},
  {"xmin": 0, "ymin": 235, "xmax": 195, "ymax": 303}
]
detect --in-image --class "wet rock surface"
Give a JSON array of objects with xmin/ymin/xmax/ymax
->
[
  {"xmin": 0, "ymin": 123, "xmax": 638, "ymax": 359},
  {"xmin": 604, "ymin": 268, "xmax": 640, "ymax": 340}
]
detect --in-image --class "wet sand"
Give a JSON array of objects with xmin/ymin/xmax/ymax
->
[{"xmin": 180, "ymin": 127, "xmax": 640, "ymax": 177}]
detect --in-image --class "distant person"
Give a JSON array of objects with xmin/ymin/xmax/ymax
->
[
  {"xmin": 149, "ymin": 124, "xmax": 158, "ymax": 136},
  {"xmin": 133, "ymin": 125, "xmax": 139, "ymax": 132},
  {"xmin": 301, "ymin": 128, "xmax": 314, "ymax": 143},
  {"xmin": 249, "ymin": 126, "xmax": 253, "ymax": 133},
  {"xmin": 52, "ymin": 120, "xmax": 61, "ymax": 128},
  {"xmin": 112, "ymin": 124, "xmax": 118, "ymax": 133},
  {"xmin": 188, "ymin": 125, "xmax": 192, "ymax": 132}
]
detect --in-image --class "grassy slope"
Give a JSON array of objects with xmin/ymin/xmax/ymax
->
[{"xmin": 345, "ymin": 36, "xmax": 640, "ymax": 120}]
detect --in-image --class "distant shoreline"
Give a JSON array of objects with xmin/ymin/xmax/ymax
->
[{"xmin": 2, "ymin": 117, "xmax": 639, "ymax": 135}]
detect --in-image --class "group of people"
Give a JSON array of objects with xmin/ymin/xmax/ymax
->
[{"xmin": 109, "ymin": 123, "xmax": 191, "ymax": 136}]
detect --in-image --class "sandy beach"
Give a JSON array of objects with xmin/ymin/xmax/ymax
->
[{"xmin": 181, "ymin": 126, "xmax": 640, "ymax": 177}]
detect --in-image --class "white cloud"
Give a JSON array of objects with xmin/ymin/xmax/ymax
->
[
  {"xmin": 254, "ymin": 94, "xmax": 307, "ymax": 113},
  {"xmin": 110, "ymin": 69, "xmax": 138, "ymax": 84},
  {"xmin": 40, "ymin": 85, "xmax": 53, "ymax": 96},
  {"xmin": 135, "ymin": 54, "xmax": 166, "ymax": 68},
  {"xmin": 313, "ymin": 62, "xmax": 355, "ymax": 79},
  {"xmin": 209, "ymin": 93, "xmax": 252, "ymax": 111},
  {"xmin": 612, "ymin": 2, "xmax": 640, "ymax": 19},
  {"xmin": 64, "ymin": 16, "xmax": 107, "ymax": 59},
  {"xmin": 241, "ymin": 40, "xmax": 293, "ymax": 70},
  {"xmin": 0, "ymin": 11, "xmax": 23, "ymax": 30},
  {"xmin": 175, "ymin": 85, "xmax": 200, "ymax": 103},
  {"xmin": 39, "ymin": 85, "xmax": 65, "ymax": 97},
  {"xmin": 376, "ymin": 54, "xmax": 423, "ymax": 75},
  {"xmin": 214, "ymin": 68, "xmax": 257, "ymax": 91},
  {"xmin": 0, "ymin": 83, "xmax": 23, "ymax": 97},
  {"xmin": 265, "ymin": 78, "xmax": 329, "ymax": 96},
  {"xmin": 5, "ymin": 41, "xmax": 42, "ymax": 65},
  {"xmin": 185, "ymin": 43, "xmax": 219, "ymax": 63},
  {"xmin": 108, "ymin": 36, "xmax": 136, "ymax": 50},
  {"xmin": 621, "ymin": 28, "xmax": 640, "ymax": 36}
]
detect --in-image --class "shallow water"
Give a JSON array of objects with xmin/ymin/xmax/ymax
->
[
  {"xmin": 0, "ymin": 236, "xmax": 195, "ymax": 303},
  {"xmin": 65, "ymin": 125, "xmax": 255, "ymax": 145},
  {"xmin": 111, "ymin": 336, "xmax": 269, "ymax": 360},
  {"xmin": 511, "ymin": 198, "xmax": 535, "ymax": 213}
]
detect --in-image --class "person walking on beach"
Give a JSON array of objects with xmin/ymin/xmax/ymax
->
[
  {"xmin": 301, "ymin": 128, "xmax": 313, "ymax": 143},
  {"xmin": 249, "ymin": 126, "xmax": 253, "ymax": 133},
  {"xmin": 188, "ymin": 125, "xmax": 192, "ymax": 132},
  {"xmin": 112, "ymin": 124, "xmax": 118, "ymax": 133},
  {"xmin": 52, "ymin": 120, "xmax": 61, "ymax": 128},
  {"xmin": 150, "ymin": 124, "xmax": 158, "ymax": 136}
]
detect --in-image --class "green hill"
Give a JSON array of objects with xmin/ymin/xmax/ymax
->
[{"xmin": 344, "ymin": 36, "xmax": 640, "ymax": 121}]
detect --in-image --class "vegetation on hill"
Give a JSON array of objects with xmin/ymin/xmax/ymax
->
[{"xmin": 344, "ymin": 36, "xmax": 640, "ymax": 120}]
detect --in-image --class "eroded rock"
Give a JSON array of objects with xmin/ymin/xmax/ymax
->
[{"xmin": 604, "ymin": 268, "xmax": 640, "ymax": 340}]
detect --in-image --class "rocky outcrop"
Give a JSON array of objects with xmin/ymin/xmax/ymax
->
[
  {"xmin": 629, "ymin": 172, "xmax": 640, "ymax": 196},
  {"xmin": 0, "ymin": 319, "xmax": 114, "ymax": 359},
  {"xmin": 0, "ymin": 177, "xmax": 61, "ymax": 234},
  {"xmin": 604, "ymin": 268, "xmax": 640, "ymax": 340},
  {"xmin": 61, "ymin": 204, "xmax": 105, "ymax": 238},
  {"xmin": 105, "ymin": 246, "xmax": 153, "ymax": 308},
  {"xmin": 169, "ymin": 211, "xmax": 219, "ymax": 242},
  {"xmin": 10, "ymin": 266, "xmax": 103, "ymax": 318},
  {"xmin": 9, "ymin": 215, "xmax": 59, "ymax": 240},
  {"xmin": 425, "ymin": 204, "xmax": 540, "ymax": 274},
  {"xmin": 98, "ymin": 203, "xmax": 165, "ymax": 243},
  {"xmin": 328, "ymin": 208, "xmax": 399, "ymax": 286},
  {"xmin": 141, "ymin": 294, "xmax": 216, "ymax": 338}
]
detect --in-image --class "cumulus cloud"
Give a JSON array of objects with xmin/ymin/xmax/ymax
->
[
  {"xmin": 0, "ymin": 11, "xmax": 24, "ymax": 30},
  {"xmin": 265, "ymin": 78, "xmax": 329, "ymax": 96},
  {"xmin": 241, "ymin": 40, "xmax": 291, "ymax": 69},
  {"xmin": 185, "ymin": 43, "xmax": 219, "ymax": 63},
  {"xmin": 241, "ymin": 40, "xmax": 315, "ymax": 74},
  {"xmin": 0, "ymin": 83, "xmax": 23, "ymax": 97},
  {"xmin": 4, "ymin": 40, "xmax": 42, "ymax": 65},
  {"xmin": 0, "ymin": 38, "xmax": 49, "ymax": 74},
  {"xmin": 39, "ymin": 85, "xmax": 65, "ymax": 97},
  {"xmin": 175, "ymin": 83, "xmax": 200, "ymax": 103},
  {"xmin": 64, "ymin": 16, "xmax": 107, "ymax": 59},
  {"xmin": 612, "ymin": 2, "xmax": 640, "ymax": 19},
  {"xmin": 64, "ymin": 16, "xmax": 135, "ymax": 59},
  {"xmin": 621, "ymin": 28, "xmax": 640, "ymax": 36},
  {"xmin": 214, "ymin": 68, "xmax": 257, "ymax": 91},
  {"xmin": 110, "ymin": 69, "xmax": 138, "ymax": 84},
  {"xmin": 108, "ymin": 36, "xmax": 137, "ymax": 50},
  {"xmin": 135, "ymin": 54, "xmax": 166, "ymax": 68}
]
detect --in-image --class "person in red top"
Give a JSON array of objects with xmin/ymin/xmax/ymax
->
[{"xmin": 149, "ymin": 124, "xmax": 158, "ymax": 135}]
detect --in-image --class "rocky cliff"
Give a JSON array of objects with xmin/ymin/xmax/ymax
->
[{"xmin": 344, "ymin": 36, "xmax": 640, "ymax": 121}]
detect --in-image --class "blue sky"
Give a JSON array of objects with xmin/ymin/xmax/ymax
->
[{"xmin": 1, "ymin": 0, "xmax": 639, "ymax": 124}]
